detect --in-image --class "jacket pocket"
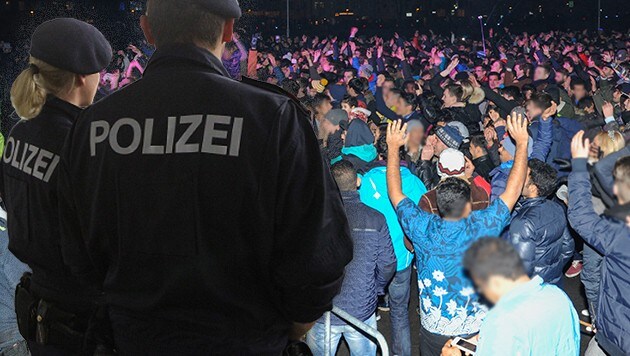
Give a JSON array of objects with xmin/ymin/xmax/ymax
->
[{"xmin": 116, "ymin": 173, "xmax": 199, "ymax": 257}]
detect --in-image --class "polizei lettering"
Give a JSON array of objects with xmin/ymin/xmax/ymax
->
[
  {"xmin": 2, "ymin": 138, "xmax": 60, "ymax": 183},
  {"xmin": 90, "ymin": 114, "xmax": 243, "ymax": 157}
]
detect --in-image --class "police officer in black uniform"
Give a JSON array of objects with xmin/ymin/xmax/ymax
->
[
  {"xmin": 0, "ymin": 18, "xmax": 112, "ymax": 355},
  {"xmin": 57, "ymin": 1, "xmax": 353, "ymax": 355}
]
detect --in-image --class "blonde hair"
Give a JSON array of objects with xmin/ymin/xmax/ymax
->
[
  {"xmin": 596, "ymin": 131, "xmax": 625, "ymax": 158},
  {"xmin": 10, "ymin": 57, "xmax": 76, "ymax": 120},
  {"xmin": 459, "ymin": 80, "xmax": 474, "ymax": 103}
]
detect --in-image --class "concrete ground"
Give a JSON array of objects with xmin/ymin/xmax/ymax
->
[{"xmin": 334, "ymin": 273, "xmax": 593, "ymax": 355}]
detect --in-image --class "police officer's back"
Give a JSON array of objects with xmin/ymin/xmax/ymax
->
[
  {"xmin": 57, "ymin": 1, "xmax": 353, "ymax": 354},
  {"xmin": 0, "ymin": 18, "xmax": 112, "ymax": 355}
]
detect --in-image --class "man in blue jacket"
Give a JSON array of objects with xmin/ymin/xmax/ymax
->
[
  {"xmin": 504, "ymin": 158, "xmax": 574, "ymax": 285},
  {"xmin": 307, "ymin": 161, "xmax": 396, "ymax": 356},
  {"xmin": 568, "ymin": 131, "xmax": 630, "ymax": 356},
  {"xmin": 359, "ymin": 126, "xmax": 427, "ymax": 356}
]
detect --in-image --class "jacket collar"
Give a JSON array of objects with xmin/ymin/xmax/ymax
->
[
  {"xmin": 497, "ymin": 276, "xmax": 544, "ymax": 306},
  {"xmin": 604, "ymin": 202, "xmax": 630, "ymax": 222},
  {"xmin": 144, "ymin": 44, "xmax": 230, "ymax": 78},
  {"xmin": 40, "ymin": 96, "xmax": 82, "ymax": 120},
  {"xmin": 520, "ymin": 196, "xmax": 547, "ymax": 206},
  {"xmin": 341, "ymin": 190, "xmax": 360, "ymax": 202}
]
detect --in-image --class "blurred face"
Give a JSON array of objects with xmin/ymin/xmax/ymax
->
[
  {"xmin": 474, "ymin": 276, "xmax": 501, "ymax": 304},
  {"xmin": 395, "ymin": 98, "xmax": 412, "ymax": 116},
  {"xmin": 515, "ymin": 64, "xmax": 525, "ymax": 77},
  {"xmin": 525, "ymin": 101, "xmax": 543, "ymax": 120},
  {"xmin": 534, "ymin": 67, "xmax": 549, "ymax": 81},
  {"xmin": 488, "ymin": 74, "xmax": 502, "ymax": 89},
  {"xmin": 407, "ymin": 127, "xmax": 424, "ymax": 149},
  {"xmin": 442, "ymin": 89, "xmax": 457, "ymax": 107},
  {"xmin": 382, "ymin": 81, "xmax": 395, "ymax": 96},
  {"xmin": 343, "ymin": 70, "xmax": 354, "ymax": 84},
  {"xmin": 554, "ymin": 72, "xmax": 567, "ymax": 85},
  {"xmin": 316, "ymin": 101, "xmax": 332, "ymax": 118},
  {"xmin": 572, "ymin": 84, "xmax": 587, "ymax": 101},
  {"xmin": 612, "ymin": 89, "xmax": 622, "ymax": 103}
]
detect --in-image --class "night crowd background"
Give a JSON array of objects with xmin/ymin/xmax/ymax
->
[{"xmin": 0, "ymin": 0, "xmax": 629, "ymax": 356}]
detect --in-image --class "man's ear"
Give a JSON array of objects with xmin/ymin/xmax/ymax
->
[
  {"xmin": 140, "ymin": 15, "xmax": 155, "ymax": 46},
  {"xmin": 222, "ymin": 19, "xmax": 235, "ymax": 43},
  {"xmin": 74, "ymin": 74, "xmax": 87, "ymax": 88},
  {"xmin": 356, "ymin": 176, "xmax": 362, "ymax": 189}
]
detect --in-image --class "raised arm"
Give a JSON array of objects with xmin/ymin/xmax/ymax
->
[
  {"xmin": 498, "ymin": 114, "xmax": 530, "ymax": 211},
  {"xmin": 386, "ymin": 120, "xmax": 409, "ymax": 207}
]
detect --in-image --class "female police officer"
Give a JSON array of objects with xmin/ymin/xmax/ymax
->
[{"xmin": 1, "ymin": 18, "xmax": 111, "ymax": 355}]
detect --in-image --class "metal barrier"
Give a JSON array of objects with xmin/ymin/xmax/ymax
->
[{"xmin": 323, "ymin": 306, "xmax": 389, "ymax": 356}]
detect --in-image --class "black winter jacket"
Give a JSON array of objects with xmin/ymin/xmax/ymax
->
[{"xmin": 505, "ymin": 197, "xmax": 574, "ymax": 285}]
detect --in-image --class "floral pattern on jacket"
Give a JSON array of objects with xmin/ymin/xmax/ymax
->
[{"xmin": 396, "ymin": 198, "xmax": 511, "ymax": 336}]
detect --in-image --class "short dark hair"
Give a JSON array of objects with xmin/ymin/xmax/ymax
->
[
  {"xmin": 399, "ymin": 92, "xmax": 417, "ymax": 110},
  {"xmin": 436, "ymin": 177, "xmax": 471, "ymax": 218},
  {"xmin": 444, "ymin": 84, "xmax": 464, "ymax": 102},
  {"xmin": 577, "ymin": 96, "xmax": 594, "ymax": 111},
  {"xmin": 500, "ymin": 86, "xmax": 523, "ymax": 103},
  {"xmin": 331, "ymin": 160, "xmax": 357, "ymax": 191},
  {"xmin": 570, "ymin": 77, "xmax": 587, "ymax": 90},
  {"xmin": 529, "ymin": 92, "xmax": 553, "ymax": 111},
  {"xmin": 470, "ymin": 134, "xmax": 488, "ymax": 154},
  {"xmin": 341, "ymin": 95, "xmax": 358, "ymax": 108},
  {"xmin": 312, "ymin": 93, "xmax": 331, "ymax": 108},
  {"xmin": 527, "ymin": 159, "xmax": 557, "ymax": 197},
  {"xmin": 537, "ymin": 64, "xmax": 551, "ymax": 76},
  {"xmin": 488, "ymin": 71, "xmax": 501, "ymax": 80},
  {"xmin": 464, "ymin": 238, "xmax": 527, "ymax": 282},
  {"xmin": 147, "ymin": 0, "xmax": 225, "ymax": 48}
]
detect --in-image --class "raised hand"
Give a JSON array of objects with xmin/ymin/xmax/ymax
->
[
  {"xmin": 507, "ymin": 114, "xmax": 529, "ymax": 146},
  {"xmin": 387, "ymin": 120, "xmax": 408, "ymax": 149},
  {"xmin": 571, "ymin": 131, "xmax": 590, "ymax": 159},
  {"xmin": 541, "ymin": 101, "xmax": 557, "ymax": 120},
  {"xmin": 602, "ymin": 101, "xmax": 614, "ymax": 118}
]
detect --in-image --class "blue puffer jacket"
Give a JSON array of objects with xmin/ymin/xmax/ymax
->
[
  {"xmin": 323, "ymin": 191, "xmax": 397, "ymax": 325},
  {"xmin": 568, "ymin": 158, "xmax": 630, "ymax": 356},
  {"xmin": 504, "ymin": 197, "xmax": 574, "ymax": 285}
]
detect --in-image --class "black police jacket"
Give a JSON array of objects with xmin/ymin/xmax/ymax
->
[
  {"xmin": 0, "ymin": 97, "xmax": 96, "ymax": 312},
  {"xmin": 57, "ymin": 44, "xmax": 352, "ymax": 354}
]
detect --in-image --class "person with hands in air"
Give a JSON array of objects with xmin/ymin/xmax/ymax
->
[
  {"xmin": 385, "ymin": 114, "xmax": 531, "ymax": 356},
  {"xmin": 568, "ymin": 131, "xmax": 630, "ymax": 356}
]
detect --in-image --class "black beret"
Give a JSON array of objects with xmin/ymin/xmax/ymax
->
[
  {"xmin": 192, "ymin": 0, "xmax": 242, "ymax": 18},
  {"xmin": 30, "ymin": 18, "xmax": 112, "ymax": 75}
]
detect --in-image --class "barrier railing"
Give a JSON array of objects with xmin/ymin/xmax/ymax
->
[{"xmin": 323, "ymin": 306, "xmax": 389, "ymax": 356}]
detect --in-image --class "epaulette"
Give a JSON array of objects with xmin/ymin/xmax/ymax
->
[{"xmin": 240, "ymin": 76, "xmax": 310, "ymax": 117}]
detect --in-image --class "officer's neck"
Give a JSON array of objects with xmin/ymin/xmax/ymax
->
[
  {"xmin": 56, "ymin": 89, "xmax": 89, "ymax": 110},
  {"xmin": 193, "ymin": 40, "xmax": 225, "ymax": 64}
]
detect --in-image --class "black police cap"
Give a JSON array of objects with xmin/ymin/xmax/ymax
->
[
  {"xmin": 192, "ymin": 0, "xmax": 242, "ymax": 18},
  {"xmin": 30, "ymin": 18, "xmax": 112, "ymax": 75}
]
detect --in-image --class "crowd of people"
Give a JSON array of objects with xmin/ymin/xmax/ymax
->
[
  {"xmin": 220, "ymin": 26, "xmax": 630, "ymax": 356},
  {"xmin": 0, "ymin": 2, "xmax": 629, "ymax": 356}
]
